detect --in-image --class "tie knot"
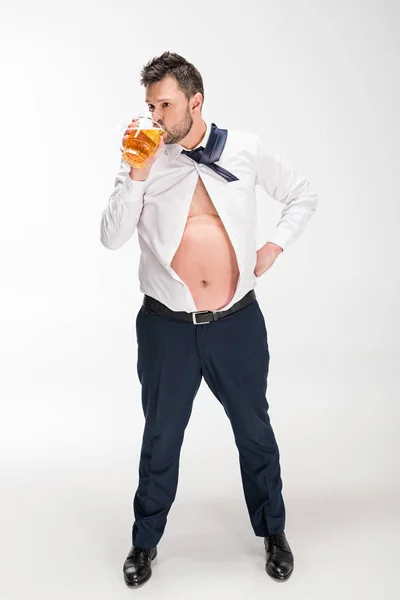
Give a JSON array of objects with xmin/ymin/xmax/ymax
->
[
  {"xmin": 181, "ymin": 147, "xmax": 205, "ymax": 163},
  {"xmin": 177, "ymin": 126, "xmax": 239, "ymax": 182}
]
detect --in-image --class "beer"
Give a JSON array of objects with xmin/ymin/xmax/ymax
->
[{"xmin": 121, "ymin": 127, "xmax": 164, "ymax": 169}]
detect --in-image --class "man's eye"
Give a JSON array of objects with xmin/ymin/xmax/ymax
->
[{"xmin": 163, "ymin": 103, "xmax": 170, "ymax": 107}]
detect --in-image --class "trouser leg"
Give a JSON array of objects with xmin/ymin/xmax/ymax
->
[
  {"xmin": 132, "ymin": 306, "xmax": 202, "ymax": 547},
  {"xmin": 198, "ymin": 299, "xmax": 286, "ymax": 536}
]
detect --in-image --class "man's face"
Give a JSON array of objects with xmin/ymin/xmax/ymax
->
[{"xmin": 145, "ymin": 76, "xmax": 195, "ymax": 145}]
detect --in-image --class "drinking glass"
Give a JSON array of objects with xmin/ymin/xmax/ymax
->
[{"xmin": 119, "ymin": 112, "xmax": 164, "ymax": 169}]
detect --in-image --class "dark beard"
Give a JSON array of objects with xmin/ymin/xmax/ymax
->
[{"xmin": 164, "ymin": 108, "xmax": 193, "ymax": 145}]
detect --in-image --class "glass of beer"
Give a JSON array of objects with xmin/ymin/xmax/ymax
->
[{"xmin": 119, "ymin": 112, "xmax": 164, "ymax": 169}]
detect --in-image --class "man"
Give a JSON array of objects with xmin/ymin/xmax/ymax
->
[{"xmin": 100, "ymin": 51, "xmax": 318, "ymax": 588}]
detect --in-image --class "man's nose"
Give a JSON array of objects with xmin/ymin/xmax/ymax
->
[{"xmin": 153, "ymin": 111, "xmax": 164, "ymax": 127}]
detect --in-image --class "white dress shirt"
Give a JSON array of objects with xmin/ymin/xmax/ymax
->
[{"xmin": 100, "ymin": 122, "xmax": 318, "ymax": 312}]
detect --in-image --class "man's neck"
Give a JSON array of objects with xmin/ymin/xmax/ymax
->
[{"xmin": 180, "ymin": 120, "xmax": 207, "ymax": 150}]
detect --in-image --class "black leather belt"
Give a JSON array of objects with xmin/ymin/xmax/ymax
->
[{"xmin": 143, "ymin": 289, "xmax": 256, "ymax": 324}]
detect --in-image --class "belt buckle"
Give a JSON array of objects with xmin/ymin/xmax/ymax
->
[{"xmin": 192, "ymin": 310, "xmax": 212, "ymax": 325}]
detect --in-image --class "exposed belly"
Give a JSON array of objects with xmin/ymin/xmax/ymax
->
[{"xmin": 170, "ymin": 214, "xmax": 240, "ymax": 311}]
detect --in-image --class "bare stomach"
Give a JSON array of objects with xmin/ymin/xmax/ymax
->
[{"xmin": 170, "ymin": 214, "xmax": 240, "ymax": 311}]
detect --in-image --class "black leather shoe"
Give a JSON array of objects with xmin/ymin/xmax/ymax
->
[
  {"xmin": 123, "ymin": 545, "xmax": 157, "ymax": 588},
  {"xmin": 264, "ymin": 531, "xmax": 294, "ymax": 581}
]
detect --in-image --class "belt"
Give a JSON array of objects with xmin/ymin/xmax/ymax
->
[{"xmin": 143, "ymin": 289, "xmax": 256, "ymax": 325}]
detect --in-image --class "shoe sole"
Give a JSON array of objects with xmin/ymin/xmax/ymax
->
[{"xmin": 123, "ymin": 552, "xmax": 157, "ymax": 588}]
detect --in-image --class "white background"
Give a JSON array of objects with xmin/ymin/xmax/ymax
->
[{"xmin": 1, "ymin": 0, "xmax": 399, "ymax": 598}]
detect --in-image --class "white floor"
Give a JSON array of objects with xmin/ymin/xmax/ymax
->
[
  {"xmin": 1, "ymin": 349, "xmax": 399, "ymax": 599},
  {"xmin": 1, "ymin": 432, "xmax": 399, "ymax": 597}
]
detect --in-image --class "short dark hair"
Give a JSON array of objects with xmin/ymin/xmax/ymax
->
[{"xmin": 140, "ymin": 51, "xmax": 204, "ymax": 109}]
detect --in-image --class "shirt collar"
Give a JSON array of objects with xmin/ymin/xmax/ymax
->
[{"xmin": 164, "ymin": 121, "xmax": 210, "ymax": 164}]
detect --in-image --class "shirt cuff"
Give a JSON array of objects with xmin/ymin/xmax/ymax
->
[
  {"xmin": 267, "ymin": 227, "xmax": 293, "ymax": 251},
  {"xmin": 118, "ymin": 172, "xmax": 147, "ymax": 200}
]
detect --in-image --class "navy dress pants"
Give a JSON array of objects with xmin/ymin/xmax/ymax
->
[{"xmin": 131, "ymin": 293, "xmax": 286, "ymax": 548}]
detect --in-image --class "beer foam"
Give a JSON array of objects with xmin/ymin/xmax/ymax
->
[{"xmin": 143, "ymin": 111, "xmax": 162, "ymax": 130}]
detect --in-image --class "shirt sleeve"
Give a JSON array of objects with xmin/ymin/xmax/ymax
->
[
  {"xmin": 255, "ymin": 136, "xmax": 318, "ymax": 251},
  {"xmin": 100, "ymin": 159, "xmax": 146, "ymax": 250}
]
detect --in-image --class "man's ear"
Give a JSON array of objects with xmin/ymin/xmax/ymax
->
[{"xmin": 192, "ymin": 92, "xmax": 203, "ymax": 112}]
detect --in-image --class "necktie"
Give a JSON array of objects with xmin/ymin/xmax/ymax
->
[{"xmin": 181, "ymin": 123, "xmax": 239, "ymax": 182}]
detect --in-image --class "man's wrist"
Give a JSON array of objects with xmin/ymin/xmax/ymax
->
[
  {"xmin": 267, "ymin": 241, "xmax": 284, "ymax": 253},
  {"xmin": 129, "ymin": 167, "xmax": 149, "ymax": 182}
]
